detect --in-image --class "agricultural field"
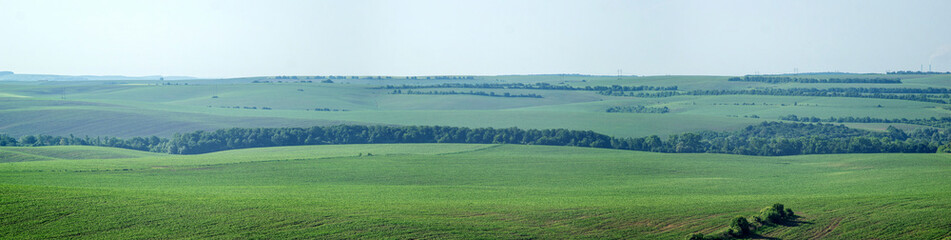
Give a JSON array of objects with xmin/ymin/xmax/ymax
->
[
  {"xmin": 1, "ymin": 144, "xmax": 949, "ymax": 239},
  {"xmin": 2, "ymin": 74, "xmax": 950, "ymax": 138},
  {"xmin": 2, "ymin": 74, "xmax": 951, "ymax": 239},
  {"xmin": 5, "ymin": 0, "xmax": 951, "ymax": 238}
]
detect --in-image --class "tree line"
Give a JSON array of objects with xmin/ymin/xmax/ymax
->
[
  {"xmin": 780, "ymin": 115, "xmax": 951, "ymax": 128},
  {"xmin": 603, "ymin": 87, "xmax": 950, "ymax": 103},
  {"xmin": 390, "ymin": 89, "xmax": 543, "ymax": 98},
  {"xmin": 308, "ymin": 107, "xmax": 349, "ymax": 112},
  {"xmin": 728, "ymin": 76, "xmax": 901, "ymax": 84},
  {"xmin": 887, "ymin": 70, "xmax": 951, "ymax": 75},
  {"xmin": 212, "ymin": 105, "xmax": 273, "ymax": 110},
  {"xmin": 2, "ymin": 122, "xmax": 949, "ymax": 156},
  {"xmin": 375, "ymin": 83, "xmax": 678, "ymax": 92},
  {"xmin": 605, "ymin": 105, "xmax": 670, "ymax": 113},
  {"xmin": 252, "ymin": 80, "xmax": 315, "ymax": 83}
]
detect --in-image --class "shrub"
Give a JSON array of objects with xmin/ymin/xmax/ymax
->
[
  {"xmin": 938, "ymin": 143, "xmax": 951, "ymax": 153},
  {"xmin": 785, "ymin": 208, "xmax": 794, "ymax": 217},
  {"xmin": 685, "ymin": 233, "xmax": 704, "ymax": 240},
  {"xmin": 729, "ymin": 216, "xmax": 751, "ymax": 236},
  {"xmin": 760, "ymin": 206, "xmax": 783, "ymax": 223},
  {"xmin": 772, "ymin": 203, "xmax": 786, "ymax": 218}
]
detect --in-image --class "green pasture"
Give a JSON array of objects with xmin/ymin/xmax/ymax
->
[
  {"xmin": 1, "ymin": 144, "xmax": 948, "ymax": 239},
  {"xmin": 1, "ymin": 74, "xmax": 950, "ymax": 139}
]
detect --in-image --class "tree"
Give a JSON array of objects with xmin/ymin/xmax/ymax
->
[
  {"xmin": 19, "ymin": 135, "xmax": 38, "ymax": 146},
  {"xmin": 772, "ymin": 203, "xmax": 786, "ymax": 218},
  {"xmin": 729, "ymin": 216, "xmax": 751, "ymax": 236},
  {"xmin": 0, "ymin": 134, "xmax": 17, "ymax": 146},
  {"xmin": 939, "ymin": 143, "xmax": 951, "ymax": 153},
  {"xmin": 685, "ymin": 233, "xmax": 704, "ymax": 240},
  {"xmin": 886, "ymin": 126, "xmax": 907, "ymax": 140},
  {"xmin": 760, "ymin": 206, "xmax": 783, "ymax": 223}
]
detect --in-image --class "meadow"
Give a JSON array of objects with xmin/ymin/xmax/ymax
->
[
  {"xmin": 1, "ymin": 144, "xmax": 949, "ymax": 239},
  {"xmin": 2, "ymin": 74, "xmax": 950, "ymax": 138},
  {"xmin": 2, "ymin": 74, "xmax": 951, "ymax": 239}
]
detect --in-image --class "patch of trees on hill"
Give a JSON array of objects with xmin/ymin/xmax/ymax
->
[
  {"xmin": 780, "ymin": 115, "xmax": 951, "ymax": 128},
  {"xmin": 390, "ymin": 89, "xmax": 543, "ymax": 98},
  {"xmin": 605, "ymin": 87, "xmax": 951, "ymax": 103},
  {"xmin": 2, "ymin": 122, "xmax": 949, "ymax": 156},
  {"xmin": 606, "ymin": 105, "xmax": 669, "ymax": 113},
  {"xmin": 728, "ymin": 76, "xmax": 901, "ymax": 84}
]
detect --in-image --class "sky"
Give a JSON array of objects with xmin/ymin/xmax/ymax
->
[{"xmin": 1, "ymin": 0, "xmax": 950, "ymax": 78}]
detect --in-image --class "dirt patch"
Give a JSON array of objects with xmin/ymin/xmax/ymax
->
[
  {"xmin": 612, "ymin": 214, "xmax": 727, "ymax": 233},
  {"xmin": 809, "ymin": 217, "xmax": 842, "ymax": 240}
]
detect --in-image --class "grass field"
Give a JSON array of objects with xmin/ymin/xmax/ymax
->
[
  {"xmin": 1, "ymin": 144, "xmax": 949, "ymax": 239},
  {"xmin": 3, "ymin": 74, "xmax": 951, "ymax": 138},
  {"xmin": 3, "ymin": 74, "xmax": 951, "ymax": 239}
]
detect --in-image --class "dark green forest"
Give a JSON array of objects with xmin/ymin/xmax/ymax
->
[
  {"xmin": 780, "ymin": 115, "xmax": 951, "ymax": 128},
  {"xmin": 2, "ymin": 122, "xmax": 949, "ymax": 156}
]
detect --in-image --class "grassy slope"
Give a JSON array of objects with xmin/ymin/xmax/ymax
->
[
  {"xmin": 1, "ymin": 144, "xmax": 948, "ymax": 239},
  {"xmin": 1, "ymin": 74, "xmax": 950, "ymax": 138}
]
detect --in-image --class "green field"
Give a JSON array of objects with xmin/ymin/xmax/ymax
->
[
  {"xmin": 3, "ymin": 74, "xmax": 951, "ymax": 239},
  {"xmin": 2, "ymin": 74, "xmax": 950, "ymax": 138},
  {"xmin": 1, "ymin": 144, "xmax": 949, "ymax": 239}
]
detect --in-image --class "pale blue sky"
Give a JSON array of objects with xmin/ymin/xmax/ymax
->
[{"xmin": 1, "ymin": 0, "xmax": 950, "ymax": 78}]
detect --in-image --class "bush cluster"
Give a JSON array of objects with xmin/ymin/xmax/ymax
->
[{"xmin": 686, "ymin": 203, "xmax": 796, "ymax": 240}]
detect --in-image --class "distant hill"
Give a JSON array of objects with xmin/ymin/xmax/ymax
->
[{"xmin": 0, "ymin": 71, "xmax": 195, "ymax": 81}]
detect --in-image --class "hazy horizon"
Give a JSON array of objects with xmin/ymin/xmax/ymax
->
[{"xmin": 2, "ymin": 0, "xmax": 950, "ymax": 78}]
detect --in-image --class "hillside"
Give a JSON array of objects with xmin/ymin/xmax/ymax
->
[
  {"xmin": 1, "ymin": 144, "xmax": 948, "ymax": 239},
  {"xmin": 2, "ymin": 74, "xmax": 950, "ymax": 138}
]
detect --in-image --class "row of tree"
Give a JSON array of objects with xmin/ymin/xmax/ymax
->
[
  {"xmin": 2, "ymin": 122, "xmax": 949, "ymax": 156},
  {"xmin": 780, "ymin": 115, "xmax": 951, "ymax": 128},
  {"xmin": 213, "ymin": 106, "xmax": 272, "ymax": 110},
  {"xmin": 887, "ymin": 70, "xmax": 951, "ymax": 75},
  {"xmin": 605, "ymin": 88, "xmax": 950, "ymax": 103},
  {"xmin": 605, "ymin": 105, "xmax": 670, "ymax": 113},
  {"xmin": 251, "ymin": 80, "xmax": 315, "ymax": 83},
  {"xmin": 390, "ymin": 90, "xmax": 543, "ymax": 98},
  {"xmin": 375, "ymin": 83, "xmax": 678, "ymax": 92},
  {"xmin": 728, "ymin": 76, "xmax": 901, "ymax": 84},
  {"xmin": 309, "ymin": 108, "xmax": 349, "ymax": 112}
]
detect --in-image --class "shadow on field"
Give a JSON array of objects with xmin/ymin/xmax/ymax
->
[
  {"xmin": 747, "ymin": 233, "xmax": 781, "ymax": 240},
  {"xmin": 776, "ymin": 215, "xmax": 813, "ymax": 227},
  {"xmin": 745, "ymin": 215, "xmax": 813, "ymax": 240}
]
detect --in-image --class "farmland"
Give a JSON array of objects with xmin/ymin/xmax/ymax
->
[
  {"xmin": 2, "ymin": 144, "xmax": 949, "ymax": 239},
  {"xmin": 2, "ymin": 74, "xmax": 950, "ymax": 138},
  {"xmin": 2, "ymin": 74, "xmax": 951, "ymax": 239}
]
